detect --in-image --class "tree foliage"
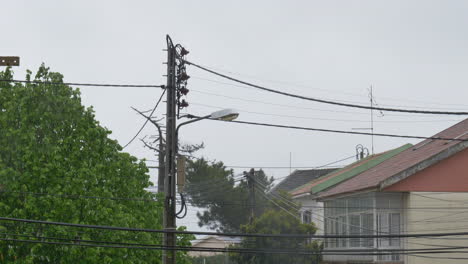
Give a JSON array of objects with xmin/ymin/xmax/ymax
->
[
  {"xmin": 184, "ymin": 159, "xmax": 274, "ymax": 233},
  {"xmin": 0, "ymin": 65, "xmax": 193, "ymax": 263},
  {"xmin": 230, "ymin": 208, "xmax": 322, "ymax": 264}
]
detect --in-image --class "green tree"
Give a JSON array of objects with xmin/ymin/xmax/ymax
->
[
  {"xmin": 0, "ymin": 65, "xmax": 193, "ymax": 263},
  {"xmin": 184, "ymin": 159, "xmax": 274, "ymax": 233},
  {"xmin": 230, "ymin": 208, "xmax": 322, "ymax": 264}
]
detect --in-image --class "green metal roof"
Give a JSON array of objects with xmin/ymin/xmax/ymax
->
[{"xmin": 310, "ymin": 144, "xmax": 413, "ymax": 194}]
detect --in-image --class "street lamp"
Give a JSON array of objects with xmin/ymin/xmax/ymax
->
[
  {"xmin": 164, "ymin": 108, "xmax": 239, "ymax": 259},
  {"xmin": 176, "ymin": 108, "xmax": 239, "ymax": 132}
]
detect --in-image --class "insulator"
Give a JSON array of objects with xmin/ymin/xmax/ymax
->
[
  {"xmin": 178, "ymin": 72, "xmax": 190, "ymax": 81},
  {"xmin": 179, "ymin": 87, "xmax": 189, "ymax": 95},
  {"xmin": 179, "ymin": 100, "xmax": 189, "ymax": 108},
  {"xmin": 180, "ymin": 47, "xmax": 189, "ymax": 56}
]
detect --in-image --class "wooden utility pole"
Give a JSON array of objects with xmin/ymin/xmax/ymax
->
[
  {"xmin": 247, "ymin": 168, "xmax": 256, "ymax": 224},
  {"xmin": 163, "ymin": 35, "xmax": 177, "ymax": 264}
]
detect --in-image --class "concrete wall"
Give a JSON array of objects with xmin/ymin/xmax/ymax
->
[{"xmin": 405, "ymin": 192, "xmax": 468, "ymax": 264}]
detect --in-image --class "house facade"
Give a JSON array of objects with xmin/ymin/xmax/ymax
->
[
  {"xmin": 272, "ymin": 168, "xmax": 338, "ymax": 235},
  {"xmin": 289, "ymin": 145, "xmax": 411, "ymax": 237},
  {"xmin": 316, "ymin": 119, "xmax": 468, "ymax": 264}
]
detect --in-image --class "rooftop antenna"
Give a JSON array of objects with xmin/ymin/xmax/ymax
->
[
  {"xmin": 352, "ymin": 85, "xmax": 384, "ymax": 155},
  {"xmin": 356, "ymin": 144, "xmax": 370, "ymax": 160}
]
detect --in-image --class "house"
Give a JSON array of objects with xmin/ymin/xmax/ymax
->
[
  {"xmin": 315, "ymin": 118, "xmax": 468, "ymax": 264},
  {"xmin": 289, "ymin": 145, "xmax": 411, "ymax": 236},
  {"xmin": 188, "ymin": 236, "xmax": 241, "ymax": 258},
  {"xmin": 271, "ymin": 168, "xmax": 337, "ymax": 233}
]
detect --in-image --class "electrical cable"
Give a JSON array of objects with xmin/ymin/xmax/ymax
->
[
  {"xmin": 122, "ymin": 89, "xmax": 166, "ymax": 149},
  {"xmin": 183, "ymin": 60, "xmax": 468, "ymax": 115},
  {"xmin": 251, "ymin": 177, "xmax": 300, "ymax": 209},
  {"xmin": 0, "ymin": 190, "xmax": 159, "ymax": 203},
  {"xmin": 0, "ymin": 79, "xmax": 164, "ymax": 88},
  {"xmin": 192, "ymin": 74, "xmax": 468, "ymax": 109},
  {"xmin": 175, "ymin": 193, "xmax": 188, "ymax": 219},
  {"xmin": 191, "ymin": 101, "xmax": 461, "ymax": 124},
  {"xmin": 197, "ymin": 116, "xmax": 468, "ymax": 142},
  {"xmin": 254, "ymin": 185, "xmax": 300, "ymax": 220},
  {"xmin": 6, "ymin": 216, "xmax": 468, "ymax": 239},
  {"xmin": 3, "ymin": 236, "xmax": 468, "ymax": 256},
  {"xmin": 6, "ymin": 190, "xmax": 468, "ymax": 212}
]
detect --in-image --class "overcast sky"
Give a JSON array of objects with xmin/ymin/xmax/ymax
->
[{"xmin": 3, "ymin": 0, "xmax": 468, "ymax": 230}]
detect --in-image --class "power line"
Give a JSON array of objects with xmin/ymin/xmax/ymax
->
[
  {"xmin": 225, "ymin": 165, "xmax": 343, "ymax": 169},
  {"xmin": 191, "ymin": 101, "xmax": 461, "ymax": 124},
  {"xmin": 4, "ymin": 216, "xmax": 468, "ymax": 239},
  {"xmin": 5, "ymin": 190, "xmax": 468, "ymax": 212},
  {"xmin": 184, "ymin": 60, "xmax": 468, "ymax": 115},
  {"xmin": 145, "ymin": 159, "xmax": 345, "ymax": 169},
  {"xmin": 2, "ymin": 228, "xmax": 468, "ymax": 254},
  {"xmin": 191, "ymin": 67, "xmax": 468, "ymax": 109},
  {"xmin": 198, "ymin": 117, "xmax": 468, "ymax": 141},
  {"xmin": 0, "ymin": 79, "xmax": 164, "ymax": 88},
  {"xmin": 122, "ymin": 89, "xmax": 167, "ymax": 149},
  {"xmin": 254, "ymin": 185, "xmax": 300, "ymax": 220},
  {"xmin": 5, "ymin": 236, "xmax": 468, "ymax": 256},
  {"xmin": 0, "ymin": 190, "xmax": 159, "ymax": 203}
]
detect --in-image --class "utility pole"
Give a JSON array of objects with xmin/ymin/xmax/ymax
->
[
  {"xmin": 163, "ymin": 35, "xmax": 177, "ymax": 264},
  {"xmin": 247, "ymin": 168, "xmax": 256, "ymax": 224}
]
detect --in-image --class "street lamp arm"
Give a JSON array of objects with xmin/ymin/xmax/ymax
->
[{"xmin": 176, "ymin": 114, "xmax": 211, "ymax": 134}]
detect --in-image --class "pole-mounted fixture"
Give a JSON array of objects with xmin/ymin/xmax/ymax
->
[{"xmin": 0, "ymin": 56, "xmax": 20, "ymax": 66}]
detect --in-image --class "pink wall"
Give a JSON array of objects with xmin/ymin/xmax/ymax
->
[{"xmin": 384, "ymin": 147, "xmax": 468, "ymax": 192}]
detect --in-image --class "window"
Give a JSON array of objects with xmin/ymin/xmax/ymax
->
[
  {"xmin": 302, "ymin": 210, "xmax": 312, "ymax": 224},
  {"xmin": 377, "ymin": 212, "xmax": 401, "ymax": 247},
  {"xmin": 324, "ymin": 193, "xmax": 402, "ymax": 250}
]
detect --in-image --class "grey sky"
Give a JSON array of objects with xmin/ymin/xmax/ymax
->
[{"xmin": 2, "ymin": 0, "xmax": 468, "ymax": 230}]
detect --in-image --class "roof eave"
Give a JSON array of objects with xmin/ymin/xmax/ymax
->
[{"xmin": 316, "ymin": 187, "xmax": 379, "ymax": 201}]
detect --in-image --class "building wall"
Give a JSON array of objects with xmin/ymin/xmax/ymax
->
[
  {"xmin": 384, "ymin": 147, "xmax": 468, "ymax": 192},
  {"xmin": 295, "ymin": 195, "xmax": 325, "ymax": 235},
  {"xmin": 188, "ymin": 237, "xmax": 228, "ymax": 257},
  {"xmin": 405, "ymin": 192, "xmax": 468, "ymax": 264}
]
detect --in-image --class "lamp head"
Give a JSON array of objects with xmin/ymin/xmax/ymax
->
[{"xmin": 210, "ymin": 109, "xmax": 239, "ymax": 121}]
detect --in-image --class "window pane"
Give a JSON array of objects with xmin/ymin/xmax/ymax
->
[
  {"xmin": 390, "ymin": 213, "xmax": 400, "ymax": 247},
  {"xmin": 339, "ymin": 216, "xmax": 347, "ymax": 247},
  {"xmin": 362, "ymin": 213, "xmax": 374, "ymax": 247},
  {"xmin": 349, "ymin": 215, "xmax": 361, "ymax": 247},
  {"xmin": 378, "ymin": 213, "xmax": 389, "ymax": 247}
]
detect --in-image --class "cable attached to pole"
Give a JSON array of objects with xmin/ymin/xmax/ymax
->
[{"xmin": 183, "ymin": 60, "xmax": 468, "ymax": 115}]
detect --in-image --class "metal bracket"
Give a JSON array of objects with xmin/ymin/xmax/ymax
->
[{"xmin": 0, "ymin": 56, "xmax": 20, "ymax": 66}]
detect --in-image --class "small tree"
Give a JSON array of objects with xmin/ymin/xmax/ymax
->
[
  {"xmin": 230, "ymin": 209, "xmax": 322, "ymax": 264},
  {"xmin": 184, "ymin": 159, "xmax": 274, "ymax": 233}
]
